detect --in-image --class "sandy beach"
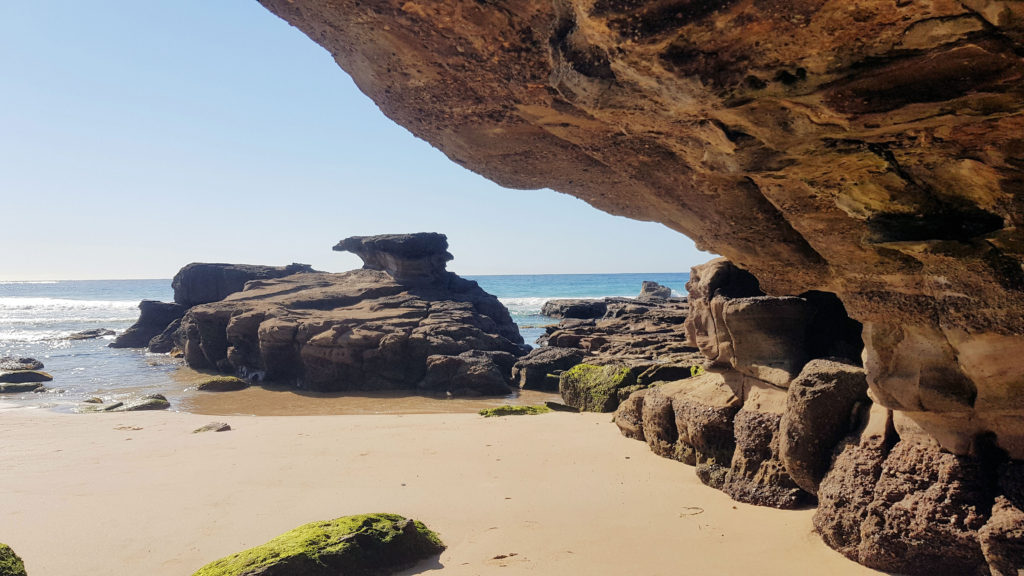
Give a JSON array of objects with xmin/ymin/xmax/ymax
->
[{"xmin": 0, "ymin": 408, "xmax": 885, "ymax": 575}]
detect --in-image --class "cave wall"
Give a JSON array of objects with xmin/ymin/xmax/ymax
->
[{"xmin": 257, "ymin": 0, "xmax": 1024, "ymax": 459}]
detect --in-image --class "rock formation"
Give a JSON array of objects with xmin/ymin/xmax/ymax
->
[
  {"xmin": 191, "ymin": 513, "xmax": 444, "ymax": 576},
  {"xmin": 178, "ymin": 233, "xmax": 527, "ymax": 395},
  {"xmin": 258, "ymin": 0, "xmax": 1024, "ymax": 465},
  {"xmin": 172, "ymin": 262, "xmax": 316, "ymax": 308},
  {"xmin": 109, "ymin": 300, "xmax": 187, "ymax": 349},
  {"xmin": 246, "ymin": 4, "xmax": 1024, "ymax": 573},
  {"xmin": 611, "ymin": 259, "xmax": 1023, "ymax": 574}
]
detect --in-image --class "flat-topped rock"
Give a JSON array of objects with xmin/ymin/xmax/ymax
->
[
  {"xmin": 333, "ymin": 232, "xmax": 453, "ymax": 285},
  {"xmin": 180, "ymin": 268, "xmax": 526, "ymax": 395},
  {"xmin": 172, "ymin": 262, "xmax": 316, "ymax": 307}
]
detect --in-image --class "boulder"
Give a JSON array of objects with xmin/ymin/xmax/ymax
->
[
  {"xmin": 67, "ymin": 328, "xmax": 115, "ymax": 340},
  {"xmin": 419, "ymin": 350, "xmax": 515, "ymax": 396},
  {"xmin": 637, "ymin": 281, "xmax": 672, "ymax": 301},
  {"xmin": 172, "ymin": 262, "xmax": 315, "ymax": 307},
  {"xmin": 109, "ymin": 300, "xmax": 186, "ymax": 349},
  {"xmin": 540, "ymin": 299, "xmax": 607, "ymax": 319},
  {"xmin": 333, "ymin": 233, "xmax": 451, "ymax": 286},
  {"xmin": 614, "ymin": 389, "xmax": 648, "ymax": 441},
  {"xmin": 814, "ymin": 403, "xmax": 895, "ymax": 561},
  {"xmin": 0, "ymin": 357, "xmax": 42, "ymax": 371},
  {"xmin": 722, "ymin": 382, "xmax": 810, "ymax": 509},
  {"xmin": 558, "ymin": 363, "xmax": 638, "ymax": 413},
  {"xmin": 857, "ymin": 439, "xmax": 991, "ymax": 575},
  {"xmin": 123, "ymin": 394, "xmax": 170, "ymax": 411},
  {"xmin": 979, "ymin": 462, "xmax": 1024, "ymax": 576},
  {"xmin": 510, "ymin": 346, "xmax": 584, "ymax": 391},
  {"xmin": 179, "ymin": 235, "xmax": 526, "ymax": 394},
  {"xmin": 0, "ymin": 371, "xmax": 52, "ymax": 384},
  {"xmin": 196, "ymin": 376, "xmax": 249, "ymax": 392},
  {"xmin": 779, "ymin": 360, "xmax": 870, "ymax": 495},
  {"xmin": 191, "ymin": 513, "xmax": 444, "ymax": 576},
  {"xmin": 0, "ymin": 543, "xmax": 26, "ymax": 576}
]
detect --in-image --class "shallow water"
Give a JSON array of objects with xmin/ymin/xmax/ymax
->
[{"xmin": 0, "ymin": 273, "xmax": 687, "ymax": 415}]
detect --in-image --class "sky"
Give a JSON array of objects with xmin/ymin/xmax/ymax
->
[{"xmin": 0, "ymin": 1, "xmax": 712, "ymax": 280}]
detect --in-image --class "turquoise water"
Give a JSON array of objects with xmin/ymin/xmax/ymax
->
[{"xmin": 0, "ymin": 273, "xmax": 688, "ymax": 409}]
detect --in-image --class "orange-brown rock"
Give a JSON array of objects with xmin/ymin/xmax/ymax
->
[{"xmin": 258, "ymin": 0, "xmax": 1024, "ymax": 462}]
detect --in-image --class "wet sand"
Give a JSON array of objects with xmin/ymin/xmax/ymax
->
[{"xmin": 0, "ymin": 409, "xmax": 885, "ymax": 576}]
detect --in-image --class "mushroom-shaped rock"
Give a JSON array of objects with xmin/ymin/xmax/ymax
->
[{"xmin": 334, "ymin": 233, "xmax": 453, "ymax": 285}]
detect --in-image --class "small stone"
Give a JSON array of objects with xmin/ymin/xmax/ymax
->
[
  {"xmin": 124, "ymin": 394, "xmax": 170, "ymax": 411},
  {"xmin": 0, "ymin": 382, "xmax": 45, "ymax": 393},
  {"xmin": 193, "ymin": 422, "xmax": 231, "ymax": 433},
  {"xmin": 82, "ymin": 397, "xmax": 104, "ymax": 404},
  {"xmin": 0, "ymin": 357, "xmax": 43, "ymax": 371},
  {"xmin": 67, "ymin": 328, "xmax": 116, "ymax": 340}
]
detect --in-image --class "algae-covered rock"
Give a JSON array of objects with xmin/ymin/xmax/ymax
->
[
  {"xmin": 0, "ymin": 543, "xmax": 27, "ymax": 576},
  {"xmin": 559, "ymin": 363, "xmax": 637, "ymax": 412},
  {"xmin": 478, "ymin": 405, "xmax": 552, "ymax": 417},
  {"xmin": 124, "ymin": 394, "xmax": 170, "ymax": 411},
  {"xmin": 196, "ymin": 376, "xmax": 249, "ymax": 392},
  {"xmin": 192, "ymin": 513, "xmax": 444, "ymax": 576}
]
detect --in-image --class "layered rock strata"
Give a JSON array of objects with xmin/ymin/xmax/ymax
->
[
  {"xmin": 179, "ymin": 234, "xmax": 527, "ymax": 395},
  {"xmin": 614, "ymin": 259, "xmax": 1023, "ymax": 575},
  {"xmin": 258, "ymin": 0, "xmax": 1024, "ymax": 465}
]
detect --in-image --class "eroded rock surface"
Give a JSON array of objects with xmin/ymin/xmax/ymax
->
[
  {"xmin": 259, "ymin": 0, "xmax": 1024, "ymax": 464},
  {"xmin": 109, "ymin": 300, "xmax": 186, "ymax": 349},
  {"xmin": 180, "ymin": 234, "xmax": 526, "ymax": 395},
  {"xmin": 172, "ymin": 262, "xmax": 316, "ymax": 308}
]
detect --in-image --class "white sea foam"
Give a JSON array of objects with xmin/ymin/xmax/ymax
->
[
  {"xmin": 0, "ymin": 281, "xmax": 59, "ymax": 285},
  {"xmin": 0, "ymin": 297, "xmax": 139, "ymax": 311},
  {"xmin": 498, "ymin": 297, "xmax": 556, "ymax": 316}
]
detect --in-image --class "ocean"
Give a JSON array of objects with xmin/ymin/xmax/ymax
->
[{"xmin": 0, "ymin": 273, "xmax": 689, "ymax": 413}]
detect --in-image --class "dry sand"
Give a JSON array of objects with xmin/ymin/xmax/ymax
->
[{"xmin": 0, "ymin": 408, "xmax": 885, "ymax": 575}]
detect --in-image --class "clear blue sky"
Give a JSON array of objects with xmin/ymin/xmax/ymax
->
[{"xmin": 0, "ymin": 1, "xmax": 711, "ymax": 280}]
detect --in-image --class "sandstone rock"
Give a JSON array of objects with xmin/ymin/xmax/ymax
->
[
  {"xmin": 193, "ymin": 422, "xmax": 231, "ymax": 433},
  {"xmin": 0, "ymin": 371, "xmax": 52, "ymax": 384},
  {"xmin": 979, "ymin": 462, "xmax": 1024, "ymax": 576},
  {"xmin": 260, "ymin": 0, "xmax": 1024, "ymax": 464},
  {"xmin": 857, "ymin": 440, "xmax": 991, "ymax": 575},
  {"xmin": 510, "ymin": 346, "xmax": 584, "ymax": 391},
  {"xmin": 419, "ymin": 350, "xmax": 515, "ymax": 396},
  {"xmin": 614, "ymin": 388, "xmax": 648, "ymax": 441},
  {"xmin": 333, "ymin": 233, "xmax": 452, "ymax": 286},
  {"xmin": 196, "ymin": 376, "xmax": 249, "ymax": 392},
  {"xmin": 558, "ymin": 363, "xmax": 637, "ymax": 412},
  {"xmin": 147, "ymin": 317, "xmax": 182, "ymax": 354},
  {"xmin": 539, "ymin": 296, "xmax": 699, "ymax": 364},
  {"xmin": 540, "ymin": 299, "xmax": 607, "ymax": 319},
  {"xmin": 643, "ymin": 374, "xmax": 743, "ymax": 489},
  {"xmin": 0, "ymin": 357, "xmax": 42, "ymax": 371},
  {"xmin": 0, "ymin": 382, "xmax": 45, "ymax": 393},
  {"xmin": 638, "ymin": 281, "xmax": 672, "ymax": 301},
  {"xmin": 814, "ymin": 403, "xmax": 895, "ymax": 561},
  {"xmin": 172, "ymin": 262, "xmax": 315, "ymax": 307},
  {"xmin": 67, "ymin": 328, "xmax": 115, "ymax": 340},
  {"xmin": 779, "ymin": 360, "xmax": 870, "ymax": 495},
  {"xmin": 109, "ymin": 300, "xmax": 186, "ymax": 349},
  {"xmin": 723, "ymin": 382, "xmax": 810, "ymax": 509},
  {"xmin": 180, "ymin": 236, "xmax": 525, "ymax": 394},
  {"xmin": 123, "ymin": 394, "xmax": 170, "ymax": 411},
  {"xmin": 191, "ymin": 513, "xmax": 445, "ymax": 576},
  {"xmin": 0, "ymin": 542, "xmax": 27, "ymax": 576}
]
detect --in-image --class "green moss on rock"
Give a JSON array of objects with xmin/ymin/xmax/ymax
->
[
  {"xmin": 0, "ymin": 543, "xmax": 27, "ymax": 576},
  {"xmin": 192, "ymin": 513, "xmax": 444, "ymax": 576},
  {"xmin": 559, "ymin": 363, "xmax": 637, "ymax": 412},
  {"xmin": 478, "ymin": 405, "xmax": 552, "ymax": 417},
  {"xmin": 196, "ymin": 376, "xmax": 249, "ymax": 392}
]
